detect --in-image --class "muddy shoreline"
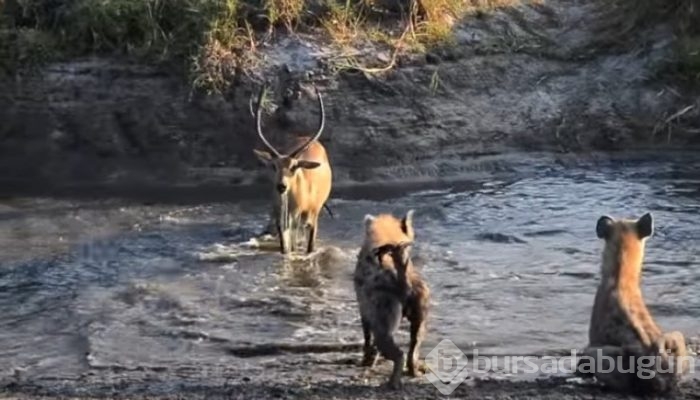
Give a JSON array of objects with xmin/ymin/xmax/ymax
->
[
  {"xmin": 0, "ymin": 150, "xmax": 692, "ymax": 203},
  {"xmin": 3, "ymin": 363, "xmax": 700, "ymax": 400}
]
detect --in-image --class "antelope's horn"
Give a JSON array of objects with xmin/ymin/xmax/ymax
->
[
  {"xmin": 254, "ymin": 86, "xmax": 281, "ymax": 158},
  {"xmin": 289, "ymin": 85, "xmax": 325, "ymax": 158}
]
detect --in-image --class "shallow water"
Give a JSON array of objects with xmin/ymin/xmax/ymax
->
[{"xmin": 1, "ymin": 152, "xmax": 699, "ymax": 386}]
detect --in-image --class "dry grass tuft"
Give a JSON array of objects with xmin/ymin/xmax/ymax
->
[
  {"xmin": 321, "ymin": 0, "xmax": 369, "ymax": 47},
  {"xmin": 0, "ymin": 0, "xmax": 526, "ymax": 85},
  {"xmin": 266, "ymin": 0, "xmax": 306, "ymax": 30}
]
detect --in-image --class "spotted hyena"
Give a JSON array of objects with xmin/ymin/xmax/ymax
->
[
  {"xmin": 353, "ymin": 210, "xmax": 430, "ymax": 389},
  {"xmin": 577, "ymin": 212, "xmax": 690, "ymax": 394}
]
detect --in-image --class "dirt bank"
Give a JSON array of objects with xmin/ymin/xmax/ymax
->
[
  {"xmin": 2, "ymin": 354, "xmax": 700, "ymax": 400},
  {"xmin": 0, "ymin": 0, "xmax": 698, "ymax": 195},
  {"xmin": 4, "ymin": 380, "xmax": 700, "ymax": 400}
]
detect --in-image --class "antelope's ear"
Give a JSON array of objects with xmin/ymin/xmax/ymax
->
[
  {"xmin": 401, "ymin": 209, "xmax": 415, "ymax": 239},
  {"xmin": 636, "ymin": 212, "xmax": 653, "ymax": 239},
  {"xmin": 364, "ymin": 214, "xmax": 375, "ymax": 233},
  {"xmin": 296, "ymin": 160, "xmax": 321, "ymax": 170},
  {"xmin": 253, "ymin": 149, "xmax": 273, "ymax": 164},
  {"xmin": 596, "ymin": 215, "xmax": 614, "ymax": 239}
]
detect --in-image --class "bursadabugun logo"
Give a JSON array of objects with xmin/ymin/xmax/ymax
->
[
  {"xmin": 424, "ymin": 339, "xmax": 470, "ymax": 395},
  {"xmin": 423, "ymin": 340, "xmax": 696, "ymax": 395}
]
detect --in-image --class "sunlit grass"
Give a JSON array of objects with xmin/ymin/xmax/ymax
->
[{"xmin": 0, "ymin": 0, "xmax": 526, "ymax": 87}]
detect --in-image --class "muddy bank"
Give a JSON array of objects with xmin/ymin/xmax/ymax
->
[
  {"xmin": 3, "ymin": 367, "xmax": 700, "ymax": 400},
  {"xmin": 5, "ymin": 381, "xmax": 700, "ymax": 400},
  {"xmin": 1, "ymin": 0, "xmax": 699, "ymax": 193}
]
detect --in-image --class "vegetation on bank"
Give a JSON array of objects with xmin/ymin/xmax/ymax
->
[
  {"xmin": 597, "ymin": 0, "xmax": 700, "ymax": 87},
  {"xmin": 0, "ymin": 0, "xmax": 518, "ymax": 90},
  {"xmin": 0, "ymin": 0, "xmax": 697, "ymax": 90},
  {"xmin": 661, "ymin": 0, "xmax": 700, "ymax": 86}
]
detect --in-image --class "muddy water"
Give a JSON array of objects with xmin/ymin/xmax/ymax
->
[{"xmin": 1, "ymin": 152, "xmax": 699, "ymax": 389}]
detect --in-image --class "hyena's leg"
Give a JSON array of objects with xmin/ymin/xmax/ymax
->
[
  {"xmin": 406, "ymin": 309, "xmax": 427, "ymax": 376},
  {"xmin": 372, "ymin": 298, "xmax": 404, "ymax": 389},
  {"xmin": 580, "ymin": 345, "xmax": 643, "ymax": 393},
  {"xmin": 361, "ymin": 316, "xmax": 378, "ymax": 367},
  {"xmin": 656, "ymin": 331, "xmax": 690, "ymax": 376},
  {"xmin": 629, "ymin": 333, "xmax": 689, "ymax": 395}
]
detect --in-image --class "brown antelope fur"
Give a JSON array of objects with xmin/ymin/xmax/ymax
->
[
  {"xmin": 578, "ymin": 212, "xmax": 689, "ymax": 394},
  {"xmin": 251, "ymin": 85, "xmax": 332, "ymax": 254},
  {"xmin": 353, "ymin": 210, "xmax": 430, "ymax": 389}
]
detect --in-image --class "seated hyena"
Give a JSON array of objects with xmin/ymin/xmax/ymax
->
[
  {"xmin": 578, "ymin": 212, "xmax": 690, "ymax": 394},
  {"xmin": 353, "ymin": 210, "xmax": 430, "ymax": 389}
]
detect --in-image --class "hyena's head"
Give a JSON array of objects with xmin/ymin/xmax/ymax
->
[
  {"xmin": 363, "ymin": 210, "xmax": 415, "ymax": 249},
  {"xmin": 363, "ymin": 210, "xmax": 415, "ymax": 268},
  {"xmin": 596, "ymin": 212, "xmax": 653, "ymax": 279}
]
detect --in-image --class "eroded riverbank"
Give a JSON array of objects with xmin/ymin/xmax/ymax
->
[{"xmin": 1, "ymin": 0, "xmax": 699, "ymax": 191}]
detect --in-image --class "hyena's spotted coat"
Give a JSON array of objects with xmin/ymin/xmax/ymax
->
[
  {"xmin": 353, "ymin": 210, "xmax": 430, "ymax": 389},
  {"xmin": 578, "ymin": 213, "xmax": 690, "ymax": 394}
]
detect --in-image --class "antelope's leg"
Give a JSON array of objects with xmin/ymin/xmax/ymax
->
[
  {"xmin": 306, "ymin": 214, "xmax": 318, "ymax": 254},
  {"xmin": 276, "ymin": 218, "xmax": 288, "ymax": 254}
]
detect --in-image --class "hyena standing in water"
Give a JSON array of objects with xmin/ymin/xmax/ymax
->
[{"xmin": 353, "ymin": 210, "xmax": 430, "ymax": 389}]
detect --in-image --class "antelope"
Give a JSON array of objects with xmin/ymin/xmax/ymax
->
[{"xmin": 251, "ymin": 85, "xmax": 333, "ymax": 255}]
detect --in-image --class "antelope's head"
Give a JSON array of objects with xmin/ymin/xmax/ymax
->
[{"xmin": 251, "ymin": 85, "xmax": 325, "ymax": 195}]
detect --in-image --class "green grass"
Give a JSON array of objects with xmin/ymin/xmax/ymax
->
[
  {"xmin": 1, "ymin": 0, "xmax": 252, "ymax": 90},
  {"xmin": 2, "ymin": 0, "xmax": 698, "ymax": 90},
  {"xmin": 0, "ymin": 0, "xmax": 528, "ymax": 89}
]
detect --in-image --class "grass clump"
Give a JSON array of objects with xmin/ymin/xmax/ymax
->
[
  {"xmin": 0, "ymin": 0, "xmax": 255, "ymax": 91},
  {"xmin": 0, "ymin": 0, "xmax": 523, "ymax": 87},
  {"xmin": 321, "ymin": 0, "xmax": 368, "ymax": 47},
  {"xmin": 0, "ymin": 26, "xmax": 58, "ymax": 76},
  {"xmin": 667, "ymin": 0, "xmax": 700, "ymax": 85},
  {"xmin": 319, "ymin": 0, "xmax": 521, "ymax": 75},
  {"xmin": 265, "ymin": 0, "xmax": 306, "ymax": 30},
  {"xmin": 414, "ymin": 0, "xmax": 519, "ymax": 44},
  {"xmin": 597, "ymin": 0, "xmax": 700, "ymax": 85}
]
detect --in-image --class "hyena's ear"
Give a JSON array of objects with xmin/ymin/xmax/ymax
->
[
  {"xmin": 636, "ymin": 212, "xmax": 653, "ymax": 239},
  {"xmin": 596, "ymin": 215, "xmax": 614, "ymax": 239},
  {"xmin": 364, "ymin": 214, "xmax": 375, "ymax": 233},
  {"xmin": 401, "ymin": 209, "xmax": 415, "ymax": 239}
]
